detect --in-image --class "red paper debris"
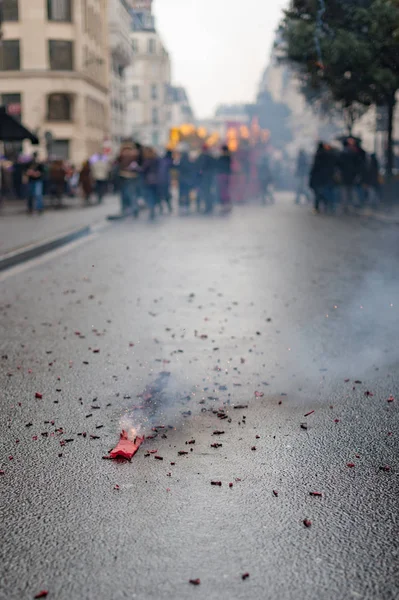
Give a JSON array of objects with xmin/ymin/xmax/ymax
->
[
  {"xmin": 242, "ymin": 573, "xmax": 250, "ymax": 580},
  {"xmin": 189, "ymin": 579, "xmax": 201, "ymax": 586},
  {"xmin": 303, "ymin": 519, "xmax": 312, "ymax": 528},
  {"xmin": 213, "ymin": 430, "xmax": 225, "ymax": 435},
  {"xmin": 273, "ymin": 490, "xmax": 278, "ymax": 497},
  {"xmin": 347, "ymin": 463, "xmax": 355, "ymax": 468},
  {"xmin": 109, "ymin": 431, "xmax": 144, "ymax": 460},
  {"xmin": 178, "ymin": 451, "xmax": 188, "ymax": 456},
  {"xmin": 34, "ymin": 592, "xmax": 48, "ymax": 599},
  {"xmin": 387, "ymin": 395, "xmax": 395, "ymax": 403},
  {"xmin": 304, "ymin": 410, "xmax": 315, "ymax": 417},
  {"xmin": 211, "ymin": 481, "xmax": 222, "ymax": 486},
  {"xmin": 229, "ymin": 482, "xmax": 233, "ymax": 488},
  {"xmin": 114, "ymin": 484, "xmax": 120, "ymax": 490},
  {"xmin": 35, "ymin": 392, "xmax": 43, "ymax": 399},
  {"xmin": 380, "ymin": 465, "xmax": 390, "ymax": 472},
  {"xmin": 254, "ymin": 391, "xmax": 264, "ymax": 398},
  {"xmin": 155, "ymin": 456, "xmax": 163, "ymax": 461},
  {"xmin": 309, "ymin": 492, "xmax": 323, "ymax": 497}
]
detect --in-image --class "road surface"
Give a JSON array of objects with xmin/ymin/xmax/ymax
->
[{"xmin": 1, "ymin": 196, "xmax": 398, "ymax": 600}]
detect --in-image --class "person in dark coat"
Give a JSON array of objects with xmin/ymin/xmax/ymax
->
[
  {"xmin": 142, "ymin": 147, "xmax": 160, "ymax": 220},
  {"xmin": 217, "ymin": 145, "xmax": 232, "ymax": 212},
  {"xmin": 339, "ymin": 138, "xmax": 367, "ymax": 210},
  {"xmin": 309, "ymin": 143, "xmax": 338, "ymax": 213},
  {"xmin": 158, "ymin": 150, "xmax": 173, "ymax": 213},
  {"xmin": 176, "ymin": 151, "xmax": 197, "ymax": 213},
  {"xmin": 197, "ymin": 145, "xmax": 216, "ymax": 213},
  {"xmin": 295, "ymin": 149, "xmax": 311, "ymax": 204}
]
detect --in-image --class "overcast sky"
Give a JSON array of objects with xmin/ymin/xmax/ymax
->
[{"xmin": 153, "ymin": 0, "xmax": 287, "ymax": 119}]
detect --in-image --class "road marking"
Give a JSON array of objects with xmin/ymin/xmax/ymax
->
[{"xmin": 0, "ymin": 233, "xmax": 99, "ymax": 282}]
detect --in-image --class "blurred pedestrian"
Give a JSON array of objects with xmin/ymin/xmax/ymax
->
[
  {"xmin": 158, "ymin": 149, "xmax": 173, "ymax": 213},
  {"xmin": 176, "ymin": 151, "xmax": 197, "ymax": 214},
  {"xmin": 217, "ymin": 145, "xmax": 232, "ymax": 212},
  {"xmin": 339, "ymin": 138, "xmax": 367, "ymax": 211},
  {"xmin": 48, "ymin": 160, "xmax": 67, "ymax": 207},
  {"xmin": 309, "ymin": 143, "xmax": 338, "ymax": 214},
  {"xmin": 116, "ymin": 142, "xmax": 141, "ymax": 217},
  {"xmin": 90, "ymin": 153, "xmax": 110, "ymax": 204},
  {"xmin": 197, "ymin": 145, "xmax": 216, "ymax": 214},
  {"xmin": 295, "ymin": 149, "xmax": 311, "ymax": 204},
  {"xmin": 366, "ymin": 153, "xmax": 381, "ymax": 207},
  {"xmin": 26, "ymin": 152, "xmax": 44, "ymax": 214},
  {"xmin": 257, "ymin": 151, "xmax": 274, "ymax": 205},
  {"xmin": 79, "ymin": 160, "xmax": 93, "ymax": 205},
  {"xmin": 142, "ymin": 147, "xmax": 160, "ymax": 220}
]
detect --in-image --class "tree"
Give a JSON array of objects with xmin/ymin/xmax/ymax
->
[{"xmin": 279, "ymin": 0, "xmax": 399, "ymax": 178}]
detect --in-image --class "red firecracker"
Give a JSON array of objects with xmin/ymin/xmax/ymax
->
[{"xmin": 109, "ymin": 430, "xmax": 144, "ymax": 460}]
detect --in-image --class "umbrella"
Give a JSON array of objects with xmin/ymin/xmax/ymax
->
[{"xmin": 0, "ymin": 106, "xmax": 39, "ymax": 144}]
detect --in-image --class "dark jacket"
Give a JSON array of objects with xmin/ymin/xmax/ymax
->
[
  {"xmin": 310, "ymin": 146, "xmax": 337, "ymax": 188},
  {"xmin": 142, "ymin": 157, "xmax": 160, "ymax": 186},
  {"xmin": 218, "ymin": 153, "xmax": 232, "ymax": 175}
]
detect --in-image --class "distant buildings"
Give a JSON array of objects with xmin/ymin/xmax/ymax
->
[
  {"xmin": 169, "ymin": 86, "xmax": 195, "ymax": 127},
  {"xmin": 125, "ymin": 0, "xmax": 172, "ymax": 148},
  {"xmin": 108, "ymin": 0, "xmax": 133, "ymax": 155},
  {"xmin": 0, "ymin": 0, "xmax": 110, "ymax": 164}
]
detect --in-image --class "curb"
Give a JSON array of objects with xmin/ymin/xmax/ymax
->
[{"xmin": 0, "ymin": 225, "xmax": 92, "ymax": 272}]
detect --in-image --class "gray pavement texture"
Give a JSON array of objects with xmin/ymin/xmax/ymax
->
[
  {"xmin": 0, "ymin": 195, "xmax": 120, "ymax": 256},
  {"xmin": 0, "ymin": 194, "xmax": 398, "ymax": 600}
]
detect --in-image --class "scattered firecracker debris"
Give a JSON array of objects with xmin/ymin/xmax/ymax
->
[
  {"xmin": 309, "ymin": 492, "xmax": 323, "ymax": 497},
  {"xmin": 364, "ymin": 391, "xmax": 374, "ymax": 396},
  {"xmin": 379, "ymin": 465, "xmax": 390, "ymax": 472},
  {"xmin": 149, "ymin": 449, "xmax": 158, "ymax": 454},
  {"xmin": 178, "ymin": 451, "xmax": 188, "ymax": 456},
  {"xmin": 303, "ymin": 519, "xmax": 312, "ymax": 528},
  {"xmin": 213, "ymin": 430, "xmax": 225, "ymax": 435},
  {"xmin": 354, "ymin": 380, "xmax": 362, "ymax": 384},
  {"xmin": 170, "ymin": 462, "xmax": 175, "ymax": 466},
  {"xmin": 242, "ymin": 573, "xmax": 250, "ymax": 580},
  {"xmin": 273, "ymin": 490, "xmax": 278, "ymax": 497},
  {"xmin": 347, "ymin": 463, "xmax": 355, "ymax": 468},
  {"xmin": 114, "ymin": 485, "xmax": 120, "ymax": 490},
  {"xmin": 155, "ymin": 456, "xmax": 163, "ymax": 461},
  {"xmin": 186, "ymin": 440, "xmax": 196, "ymax": 445},
  {"xmin": 35, "ymin": 392, "xmax": 43, "ymax": 399},
  {"xmin": 344, "ymin": 379, "xmax": 350, "ymax": 382},
  {"xmin": 304, "ymin": 410, "xmax": 315, "ymax": 417},
  {"xmin": 211, "ymin": 481, "xmax": 222, "ymax": 486},
  {"xmin": 256, "ymin": 435, "xmax": 260, "ymax": 439},
  {"xmin": 229, "ymin": 483, "xmax": 233, "ymax": 488},
  {"xmin": 235, "ymin": 478, "xmax": 241, "ymax": 482},
  {"xmin": 211, "ymin": 443, "xmax": 223, "ymax": 448},
  {"xmin": 93, "ymin": 349, "xmax": 100, "ymax": 353},
  {"xmin": 90, "ymin": 435, "xmax": 100, "ymax": 440},
  {"xmin": 355, "ymin": 454, "xmax": 360, "ymax": 459},
  {"xmin": 34, "ymin": 592, "xmax": 48, "ymax": 599},
  {"xmin": 234, "ymin": 405, "xmax": 248, "ymax": 409},
  {"xmin": 334, "ymin": 419, "xmax": 340, "ymax": 423},
  {"xmin": 0, "ymin": 470, "xmax": 5, "ymax": 475},
  {"xmin": 109, "ymin": 431, "xmax": 144, "ymax": 460},
  {"xmin": 189, "ymin": 579, "xmax": 201, "ymax": 586},
  {"xmin": 387, "ymin": 395, "xmax": 395, "ymax": 403},
  {"xmin": 251, "ymin": 446, "xmax": 257, "ymax": 451},
  {"xmin": 300, "ymin": 423, "xmax": 308, "ymax": 430},
  {"xmin": 8, "ymin": 456, "xmax": 13, "ymax": 460},
  {"xmin": 254, "ymin": 391, "xmax": 264, "ymax": 398}
]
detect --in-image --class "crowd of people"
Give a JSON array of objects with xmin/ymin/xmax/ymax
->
[
  {"xmin": 298, "ymin": 138, "xmax": 382, "ymax": 214},
  {"xmin": 0, "ymin": 135, "xmax": 384, "ymax": 219}
]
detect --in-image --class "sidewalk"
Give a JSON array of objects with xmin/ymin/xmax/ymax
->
[
  {"xmin": 0, "ymin": 194, "xmax": 120, "ymax": 257},
  {"xmin": 353, "ymin": 204, "xmax": 399, "ymax": 224}
]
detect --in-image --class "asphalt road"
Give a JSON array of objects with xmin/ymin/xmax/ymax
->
[{"xmin": 1, "ymin": 195, "xmax": 398, "ymax": 600}]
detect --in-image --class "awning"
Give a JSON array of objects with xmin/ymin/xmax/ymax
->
[{"xmin": 0, "ymin": 106, "xmax": 39, "ymax": 144}]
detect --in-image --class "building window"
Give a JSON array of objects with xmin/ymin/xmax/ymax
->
[
  {"xmin": 151, "ymin": 84, "xmax": 158, "ymax": 100},
  {"xmin": 1, "ymin": 93, "xmax": 22, "ymax": 122},
  {"xmin": 132, "ymin": 39, "xmax": 139, "ymax": 54},
  {"xmin": 47, "ymin": 94, "xmax": 72, "ymax": 121},
  {"xmin": 49, "ymin": 40, "xmax": 73, "ymax": 70},
  {"xmin": 2, "ymin": 0, "xmax": 19, "ymax": 21},
  {"xmin": 132, "ymin": 85, "xmax": 140, "ymax": 100},
  {"xmin": 148, "ymin": 39, "xmax": 156, "ymax": 54},
  {"xmin": 0, "ymin": 40, "xmax": 20, "ymax": 70},
  {"xmin": 152, "ymin": 131, "xmax": 159, "ymax": 146},
  {"xmin": 152, "ymin": 108, "xmax": 158, "ymax": 125},
  {"xmin": 47, "ymin": 0, "xmax": 71, "ymax": 21},
  {"xmin": 51, "ymin": 139, "xmax": 70, "ymax": 160}
]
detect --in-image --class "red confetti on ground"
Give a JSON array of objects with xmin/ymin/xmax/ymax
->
[
  {"xmin": 114, "ymin": 484, "xmax": 120, "ymax": 490},
  {"xmin": 189, "ymin": 579, "xmax": 201, "ymax": 586},
  {"xmin": 273, "ymin": 490, "xmax": 278, "ymax": 497},
  {"xmin": 155, "ymin": 456, "xmax": 163, "ymax": 461},
  {"xmin": 242, "ymin": 573, "xmax": 250, "ymax": 580},
  {"xmin": 347, "ymin": 463, "xmax": 355, "ymax": 468},
  {"xmin": 0, "ymin": 470, "xmax": 5, "ymax": 475},
  {"xmin": 35, "ymin": 392, "xmax": 43, "ymax": 399},
  {"xmin": 303, "ymin": 519, "xmax": 312, "ymax": 528},
  {"xmin": 229, "ymin": 482, "xmax": 233, "ymax": 488},
  {"xmin": 256, "ymin": 435, "xmax": 260, "ymax": 439},
  {"xmin": 211, "ymin": 481, "xmax": 222, "ymax": 486},
  {"xmin": 334, "ymin": 419, "xmax": 340, "ymax": 423},
  {"xmin": 251, "ymin": 446, "xmax": 257, "ymax": 451},
  {"xmin": 34, "ymin": 592, "xmax": 48, "ymax": 599},
  {"xmin": 149, "ymin": 449, "xmax": 158, "ymax": 454},
  {"xmin": 178, "ymin": 451, "xmax": 188, "ymax": 456},
  {"xmin": 109, "ymin": 431, "xmax": 144, "ymax": 460},
  {"xmin": 379, "ymin": 465, "xmax": 390, "ymax": 472},
  {"xmin": 309, "ymin": 492, "xmax": 323, "ymax": 497},
  {"xmin": 213, "ymin": 430, "xmax": 225, "ymax": 435},
  {"xmin": 387, "ymin": 395, "xmax": 395, "ymax": 403},
  {"xmin": 304, "ymin": 410, "xmax": 315, "ymax": 417},
  {"xmin": 254, "ymin": 391, "xmax": 264, "ymax": 398},
  {"xmin": 364, "ymin": 391, "xmax": 374, "ymax": 396},
  {"xmin": 93, "ymin": 349, "xmax": 100, "ymax": 353}
]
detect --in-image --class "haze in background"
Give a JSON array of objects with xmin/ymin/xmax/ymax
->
[{"xmin": 153, "ymin": 0, "xmax": 287, "ymax": 118}]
